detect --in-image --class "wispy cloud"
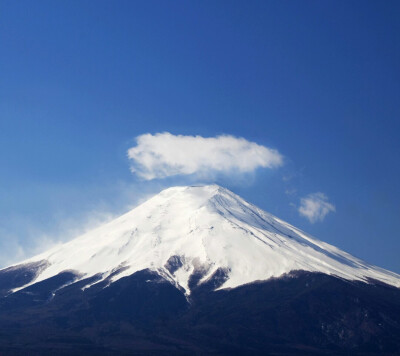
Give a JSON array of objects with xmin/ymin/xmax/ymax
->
[
  {"xmin": 298, "ymin": 192, "xmax": 335, "ymax": 223},
  {"xmin": 0, "ymin": 181, "xmax": 159, "ymax": 268},
  {"xmin": 127, "ymin": 133, "xmax": 283, "ymax": 180},
  {"xmin": 285, "ymin": 188, "xmax": 297, "ymax": 196},
  {"xmin": 0, "ymin": 211, "xmax": 117, "ymax": 268}
]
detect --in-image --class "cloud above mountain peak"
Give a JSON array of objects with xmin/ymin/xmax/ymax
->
[{"xmin": 127, "ymin": 133, "xmax": 283, "ymax": 180}]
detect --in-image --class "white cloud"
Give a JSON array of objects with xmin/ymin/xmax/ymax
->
[
  {"xmin": 127, "ymin": 133, "xmax": 284, "ymax": 180},
  {"xmin": 298, "ymin": 192, "xmax": 335, "ymax": 223}
]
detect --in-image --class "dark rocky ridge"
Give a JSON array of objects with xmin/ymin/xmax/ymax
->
[
  {"xmin": 0, "ymin": 266, "xmax": 399, "ymax": 355},
  {"xmin": 0, "ymin": 260, "xmax": 48, "ymax": 297}
]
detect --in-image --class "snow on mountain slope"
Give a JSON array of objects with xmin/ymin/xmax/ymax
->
[{"xmin": 6, "ymin": 185, "xmax": 400, "ymax": 294}]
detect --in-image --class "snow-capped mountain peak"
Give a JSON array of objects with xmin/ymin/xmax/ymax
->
[{"xmin": 7, "ymin": 185, "xmax": 400, "ymax": 294}]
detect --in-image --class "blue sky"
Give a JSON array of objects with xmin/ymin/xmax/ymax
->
[{"xmin": 0, "ymin": 0, "xmax": 399, "ymax": 272}]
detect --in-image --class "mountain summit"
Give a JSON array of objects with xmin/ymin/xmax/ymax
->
[{"xmin": 8, "ymin": 184, "xmax": 400, "ymax": 295}]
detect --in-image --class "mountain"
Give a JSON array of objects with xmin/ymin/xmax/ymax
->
[
  {"xmin": 7, "ymin": 185, "xmax": 400, "ymax": 293},
  {"xmin": 0, "ymin": 185, "xmax": 399, "ymax": 355}
]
